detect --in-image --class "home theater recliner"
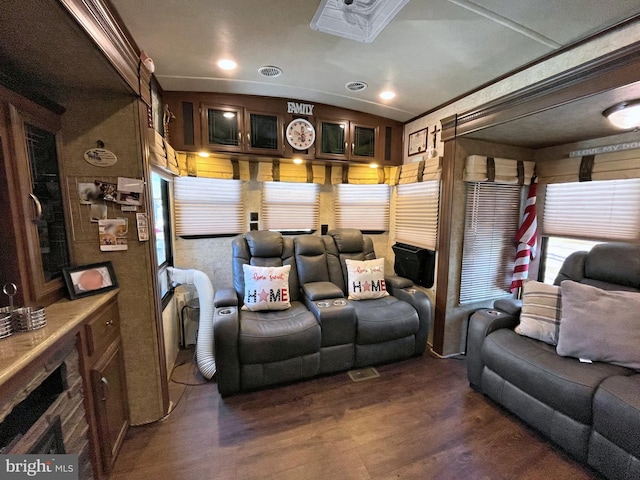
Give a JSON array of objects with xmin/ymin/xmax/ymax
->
[{"xmin": 212, "ymin": 228, "xmax": 432, "ymax": 396}]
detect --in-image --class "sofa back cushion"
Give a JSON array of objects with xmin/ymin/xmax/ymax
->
[
  {"xmin": 325, "ymin": 229, "xmax": 376, "ymax": 295},
  {"xmin": 294, "ymin": 234, "xmax": 330, "ymax": 285},
  {"xmin": 554, "ymin": 242, "xmax": 640, "ymax": 292}
]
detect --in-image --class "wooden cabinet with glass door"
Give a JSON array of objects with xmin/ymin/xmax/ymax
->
[
  {"xmin": 317, "ymin": 118, "xmax": 379, "ymax": 162},
  {"xmin": 0, "ymin": 86, "xmax": 73, "ymax": 307},
  {"xmin": 201, "ymin": 103, "xmax": 284, "ymax": 155}
]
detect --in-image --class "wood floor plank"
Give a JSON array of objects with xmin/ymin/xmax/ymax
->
[{"xmin": 110, "ymin": 352, "xmax": 600, "ymax": 479}]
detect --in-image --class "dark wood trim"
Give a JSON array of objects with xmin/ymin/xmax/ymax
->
[
  {"xmin": 139, "ymin": 100, "xmax": 171, "ymax": 418},
  {"xmin": 451, "ymin": 41, "xmax": 640, "ymax": 138},
  {"xmin": 406, "ymin": 12, "xmax": 640, "ymax": 124},
  {"xmin": 58, "ymin": 0, "xmax": 140, "ymax": 96},
  {"xmin": 432, "ymin": 138, "xmax": 457, "ymax": 355}
]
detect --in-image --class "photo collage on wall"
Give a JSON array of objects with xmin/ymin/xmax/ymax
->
[{"xmin": 77, "ymin": 177, "xmax": 145, "ymax": 251}]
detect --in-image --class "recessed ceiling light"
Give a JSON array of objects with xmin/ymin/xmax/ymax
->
[
  {"xmin": 198, "ymin": 151, "xmax": 210, "ymax": 158},
  {"xmin": 369, "ymin": 163, "xmax": 378, "ymax": 169},
  {"xmin": 293, "ymin": 158, "xmax": 304, "ymax": 165},
  {"xmin": 217, "ymin": 59, "xmax": 237, "ymax": 70},
  {"xmin": 379, "ymin": 90, "xmax": 396, "ymax": 100}
]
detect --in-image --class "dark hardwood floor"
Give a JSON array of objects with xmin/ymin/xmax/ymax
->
[{"xmin": 110, "ymin": 350, "xmax": 600, "ymax": 480}]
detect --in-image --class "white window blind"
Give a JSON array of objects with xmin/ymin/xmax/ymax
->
[
  {"xmin": 174, "ymin": 177, "xmax": 243, "ymax": 236},
  {"xmin": 459, "ymin": 182, "xmax": 521, "ymax": 304},
  {"xmin": 261, "ymin": 182, "xmax": 319, "ymax": 231},
  {"xmin": 335, "ymin": 184, "xmax": 390, "ymax": 231},
  {"xmin": 542, "ymin": 179, "xmax": 640, "ymax": 241},
  {"xmin": 395, "ymin": 181, "xmax": 440, "ymax": 250}
]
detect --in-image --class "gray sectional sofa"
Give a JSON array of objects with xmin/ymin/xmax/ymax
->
[
  {"xmin": 467, "ymin": 242, "xmax": 640, "ymax": 480},
  {"xmin": 212, "ymin": 228, "xmax": 432, "ymax": 396}
]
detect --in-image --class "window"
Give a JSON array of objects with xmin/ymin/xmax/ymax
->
[
  {"xmin": 459, "ymin": 182, "xmax": 521, "ymax": 304},
  {"xmin": 174, "ymin": 177, "xmax": 243, "ymax": 236},
  {"xmin": 151, "ymin": 171, "xmax": 173, "ymax": 303},
  {"xmin": 261, "ymin": 182, "xmax": 319, "ymax": 232},
  {"xmin": 540, "ymin": 178, "xmax": 640, "ymax": 284},
  {"xmin": 542, "ymin": 179, "xmax": 640, "ymax": 241},
  {"xmin": 542, "ymin": 237, "xmax": 601, "ymax": 284},
  {"xmin": 395, "ymin": 181, "xmax": 440, "ymax": 250},
  {"xmin": 335, "ymin": 183, "xmax": 390, "ymax": 232}
]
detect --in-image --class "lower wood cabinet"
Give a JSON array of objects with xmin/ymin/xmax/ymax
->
[{"xmin": 79, "ymin": 296, "xmax": 129, "ymax": 479}]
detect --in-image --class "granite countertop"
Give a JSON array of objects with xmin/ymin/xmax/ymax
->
[{"xmin": 0, "ymin": 289, "xmax": 119, "ymax": 389}]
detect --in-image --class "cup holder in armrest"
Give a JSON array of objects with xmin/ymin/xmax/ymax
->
[
  {"xmin": 485, "ymin": 309, "xmax": 502, "ymax": 316},
  {"xmin": 218, "ymin": 308, "xmax": 235, "ymax": 315},
  {"xmin": 332, "ymin": 299, "xmax": 347, "ymax": 306},
  {"xmin": 404, "ymin": 288, "xmax": 417, "ymax": 294},
  {"xmin": 316, "ymin": 301, "xmax": 331, "ymax": 308}
]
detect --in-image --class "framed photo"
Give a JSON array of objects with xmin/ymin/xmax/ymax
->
[
  {"xmin": 408, "ymin": 128, "xmax": 428, "ymax": 156},
  {"xmin": 62, "ymin": 261, "xmax": 118, "ymax": 300}
]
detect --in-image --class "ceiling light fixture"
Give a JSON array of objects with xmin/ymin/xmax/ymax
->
[
  {"xmin": 198, "ymin": 151, "xmax": 210, "ymax": 158},
  {"xmin": 293, "ymin": 158, "xmax": 304, "ymax": 165},
  {"xmin": 217, "ymin": 59, "xmax": 237, "ymax": 70},
  {"xmin": 379, "ymin": 90, "xmax": 395, "ymax": 100},
  {"xmin": 310, "ymin": 0, "xmax": 409, "ymax": 43},
  {"xmin": 603, "ymin": 99, "xmax": 640, "ymax": 129}
]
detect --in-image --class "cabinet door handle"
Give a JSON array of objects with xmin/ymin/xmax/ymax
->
[
  {"xmin": 246, "ymin": 133, "xmax": 251, "ymax": 146},
  {"xmin": 101, "ymin": 376, "xmax": 109, "ymax": 401},
  {"xmin": 105, "ymin": 319, "xmax": 114, "ymax": 326},
  {"xmin": 351, "ymin": 143, "xmax": 355, "ymax": 156},
  {"xmin": 29, "ymin": 193, "xmax": 42, "ymax": 224}
]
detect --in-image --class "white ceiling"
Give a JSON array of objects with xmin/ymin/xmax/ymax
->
[{"xmin": 110, "ymin": 0, "xmax": 640, "ymax": 122}]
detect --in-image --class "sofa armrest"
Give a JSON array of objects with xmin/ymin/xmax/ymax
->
[
  {"xmin": 302, "ymin": 281, "xmax": 345, "ymax": 301},
  {"xmin": 214, "ymin": 287, "xmax": 239, "ymax": 308},
  {"xmin": 386, "ymin": 281, "xmax": 432, "ymax": 356},
  {"xmin": 213, "ymin": 305, "xmax": 241, "ymax": 396},
  {"xmin": 494, "ymin": 298, "xmax": 522, "ymax": 316},
  {"xmin": 467, "ymin": 308, "xmax": 519, "ymax": 390},
  {"xmin": 385, "ymin": 275, "xmax": 414, "ymax": 290}
]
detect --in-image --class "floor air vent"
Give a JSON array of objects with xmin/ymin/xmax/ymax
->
[{"xmin": 348, "ymin": 367, "xmax": 380, "ymax": 382}]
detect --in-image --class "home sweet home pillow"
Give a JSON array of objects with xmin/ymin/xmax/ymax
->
[
  {"xmin": 345, "ymin": 258, "xmax": 389, "ymax": 300},
  {"xmin": 242, "ymin": 264, "xmax": 291, "ymax": 311}
]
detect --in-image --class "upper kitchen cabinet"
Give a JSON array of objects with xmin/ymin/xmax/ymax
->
[
  {"xmin": 317, "ymin": 119, "xmax": 380, "ymax": 162},
  {"xmin": 0, "ymin": 86, "xmax": 73, "ymax": 307},
  {"xmin": 164, "ymin": 92, "xmax": 403, "ymax": 165},
  {"xmin": 201, "ymin": 104, "xmax": 284, "ymax": 155}
]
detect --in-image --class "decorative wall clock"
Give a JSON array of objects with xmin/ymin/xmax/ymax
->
[{"xmin": 286, "ymin": 118, "xmax": 316, "ymax": 150}]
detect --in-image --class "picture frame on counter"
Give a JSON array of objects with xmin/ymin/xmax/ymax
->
[
  {"xmin": 63, "ymin": 261, "xmax": 118, "ymax": 300},
  {"xmin": 408, "ymin": 128, "xmax": 428, "ymax": 156}
]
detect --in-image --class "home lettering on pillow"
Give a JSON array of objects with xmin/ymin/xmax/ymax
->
[
  {"xmin": 345, "ymin": 258, "xmax": 389, "ymax": 300},
  {"xmin": 350, "ymin": 264, "xmax": 386, "ymax": 294},
  {"xmin": 245, "ymin": 270, "xmax": 289, "ymax": 304},
  {"xmin": 242, "ymin": 264, "xmax": 292, "ymax": 311}
]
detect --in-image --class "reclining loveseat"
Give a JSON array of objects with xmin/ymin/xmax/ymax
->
[
  {"xmin": 212, "ymin": 228, "xmax": 432, "ymax": 396},
  {"xmin": 467, "ymin": 242, "xmax": 640, "ymax": 480}
]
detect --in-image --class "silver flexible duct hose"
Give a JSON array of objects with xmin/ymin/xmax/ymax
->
[{"xmin": 167, "ymin": 267, "xmax": 216, "ymax": 379}]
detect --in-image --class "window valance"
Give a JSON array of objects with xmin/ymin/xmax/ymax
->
[
  {"xmin": 537, "ymin": 149, "xmax": 640, "ymax": 184},
  {"xmin": 464, "ymin": 155, "xmax": 535, "ymax": 185},
  {"xmin": 148, "ymin": 128, "xmax": 179, "ymax": 175},
  {"xmin": 256, "ymin": 161, "xmax": 326, "ymax": 184},
  {"xmin": 330, "ymin": 165, "xmax": 399, "ymax": 185},
  {"xmin": 398, "ymin": 157, "xmax": 441, "ymax": 184},
  {"xmin": 176, "ymin": 153, "xmax": 250, "ymax": 180}
]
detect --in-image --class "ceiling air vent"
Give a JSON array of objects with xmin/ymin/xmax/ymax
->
[
  {"xmin": 346, "ymin": 81, "xmax": 368, "ymax": 92},
  {"xmin": 258, "ymin": 65, "xmax": 283, "ymax": 78}
]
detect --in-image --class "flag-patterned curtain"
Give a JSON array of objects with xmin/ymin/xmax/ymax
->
[{"xmin": 511, "ymin": 177, "xmax": 538, "ymax": 292}]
